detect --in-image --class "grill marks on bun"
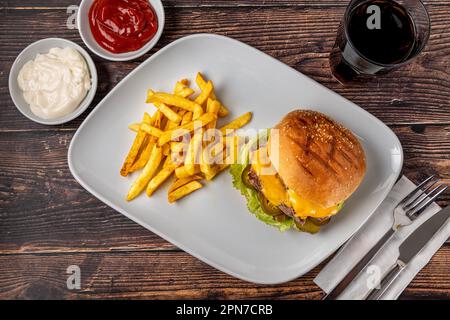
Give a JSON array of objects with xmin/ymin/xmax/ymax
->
[{"xmin": 268, "ymin": 110, "xmax": 366, "ymax": 208}]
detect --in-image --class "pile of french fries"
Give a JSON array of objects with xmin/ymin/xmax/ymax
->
[{"xmin": 120, "ymin": 73, "xmax": 252, "ymax": 203}]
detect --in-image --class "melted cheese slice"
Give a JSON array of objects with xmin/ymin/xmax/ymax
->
[{"xmin": 250, "ymin": 147, "xmax": 340, "ymax": 219}]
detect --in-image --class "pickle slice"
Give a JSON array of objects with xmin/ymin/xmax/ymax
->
[
  {"xmin": 295, "ymin": 218, "xmax": 321, "ymax": 234},
  {"xmin": 258, "ymin": 192, "xmax": 283, "ymax": 216},
  {"xmin": 241, "ymin": 165, "xmax": 254, "ymax": 189},
  {"xmin": 309, "ymin": 217, "xmax": 331, "ymax": 226},
  {"xmin": 274, "ymin": 214, "xmax": 288, "ymax": 222}
]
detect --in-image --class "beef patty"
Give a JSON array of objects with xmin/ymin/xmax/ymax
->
[{"xmin": 247, "ymin": 168, "xmax": 302, "ymax": 222}]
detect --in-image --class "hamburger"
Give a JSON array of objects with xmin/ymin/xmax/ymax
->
[{"xmin": 230, "ymin": 110, "xmax": 366, "ymax": 233}]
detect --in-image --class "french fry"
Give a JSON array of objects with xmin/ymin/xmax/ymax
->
[
  {"xmin": 171, "ymin": 141, "xmax": 187, "ymax": 154},
  {"xmin": 128, "ymin": 123, "xmax": 140, "ymax": 132},
  {"xmin": 202, "ymin": 134, "xmax": 240, "ymax": 175},
  {"xmin": 152, "ymin": 110, "xmax": 164, "ymax": 128},
  {"xmin": 147, "ymin": 92, "xmax": 201, "ymax": 113},
  {"xmin": 143, "ymin": 112, "xmax": 153, "ymax": 125},
  {"xmin": 155, "ymin": 85, "xmax": 187, "ymax": 131},
  {"xmin": 168, "ymin": 153, "xmax": 185, "ymax": 168},
  {"xmin": 206, "ymin": 99, "xmax": 221, "ymax": 129},
  {"xmin": 123, "ymin": 74, "xmax": 253, "ymax": 204},
  {"xmin": 146, "ymin": 89, "xmax": 155, "ymax": 102},
  {"xmin": 184, "ymin": 128, "xmax": 203, "ymax": 175},
  {"xmin": 205, "ymin": 147, "xmax": 235, "ymax": 180},
  {"xmin": 208, "ymin": 163, "xmax": 230, "ymax": 180},
  {"xmin": 194, "ymin": 80, "xmax": 213, "ymax": 106},
  {"xmin": 164, "ymin": 113, "xmax": 182, "ymax": 130},
  {"xmin": 177, "ymin": 88, "xmax": 195, "ymax": 98},
  {"xmin": 200, "ymin": 154, "xmax": 215, "ymax": 181},
  {"xmin": 196, "ymin": 72, "xmax": 229, "ymax": 117},
  {"xmin": 195, "ymin": 72, "xmax": 207, "ymax": 87},
  {"xmin": 162, "ymin": 154, "xmax": 171, "ymax": 168},
  {"xmin": 220, "ymin": 112, "xmax": 252, "ymax": 135},
  {"xmin": 175, "ymin": 165, "xmax": 200, "ymax": 179},
  {"xmin": 181, "ymin": 111, "xmax": 193, "ymax": 125},
  {"xmin": 168, "ymin": 181, "xmax": 203, "ymax": 203},
  {"xmin": 174, "ymin": 81, "xmax": 186, "ymax": 92},
  {"xmin": 147, "ymin": 90, "xmax": 180, "ymax": 125},
  {"xmin": 162, "ymin": 143, "xmax": 171, "ymax": 156},
  {"xmin": 168, "ymin": 175, "xmax": 202, "ymax": 194},
  {"xmin": 157, "ymin": 103, "xmax": 182, "ymax": 123},
  {"xmin": 206, "ymin": 98, "xmax": 221, "ymax": 113},
  {"xmin": 129, "ymin": 108, "xmax": 164, "ymax": 133},
  {"xmin": 158, "ymin": 113, "xmax": 217, "ymax": 146},
  {"xmin": 146, "ymin": 89, "xmax": 156, "ymax": 101},
  {"xmin": 174, "ymin": 81, "xmax": 195, "ymax": 98},
  {"xmin": 193, "ymin": 105, "xmax": 204, "ymax": 120},
  {"xmin": 140, "ymin": 123, "xmax": 163, "ymax": 138},
  {"xmin": 200, "ymin": 129, "xmax": 221, "ymax": 180},
  {"xmin": 201, "ymin": 140, "xmax": 224, "ymax": 179},
  {"xmin": 147, "ymin": 89, "xmax": 172, "ymax": 107},
  {"xmin": 127, "ymin": 145, "xmax": 163, "ymax": 201},
  {"xmin": 146, "ymin": 163, "xmax": 179, "ymax": 196},
  {"xmin": 179, "ymin": 79, "xmax": 189, "ymax": 86},
  {"xmin": 129, "ymin": 137, "xmax": 154, "ymax": 173},
  {"xmin": 163, "ymin": 143, "xmax": 185, "ymax": 167},
  {"xmin": 199, "ymin": 99, "xmax": 223, "ymax": 179},
  {"xmin": 129, "ymin": 111, "xmax": 165, "ymax": 172},
  {"xmin": 220, "ymin": 135, "xmax": 242, "ymax": 166},
  {"xmin": 176, "ymin": 109, "xmax": 187, "ymax": 120},
  {"xmin": 224, "ymin": 142, "xmax": 239, "ymax": 166},
  {"xmin": 120, "ymin": 113, "xmax": 152, "ymax": 176},
  {"xmin": 200, "ymin": 155, "xmax": 212, "ymax": 179}
]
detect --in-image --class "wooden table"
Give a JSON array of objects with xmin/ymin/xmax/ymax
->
[{"xmin": 0, "ymin": 0, "xmax": 449, "ymax": 300}]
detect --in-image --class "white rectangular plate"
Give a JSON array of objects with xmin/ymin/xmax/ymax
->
[{"xmin": 69, "ymin": 34, "xmax": 403, "ymax": 284}]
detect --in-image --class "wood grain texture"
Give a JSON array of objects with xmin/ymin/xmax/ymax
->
[
  {"xmin": 0, "ymin": 251, "xmax": 327, "ymax": 300},
  {"xmin": 0, "ymin": 247, "xmax": 448, "ymax": 300},
  {"xmin": 0, "ymin": 0, "xmax": 449, "ymax": 300},
  {"xmin": 0, "ymin": 249, "xmax": 448, "ymax": 299},
  {"xmin": 2, "ymin": 0, "xmax": 449, "ymax": 8},
  {"xmin": 0, "ymin": 5, "xmax": 449, "ymax": 130}
]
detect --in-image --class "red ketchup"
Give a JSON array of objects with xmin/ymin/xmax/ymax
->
[{"xmin": 89, "ymin": 0, "xmax": 158, "ymax": 54}]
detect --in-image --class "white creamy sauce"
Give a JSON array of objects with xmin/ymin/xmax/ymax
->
[{"xmin": 17, "ymin": 47, "xmax": 91, "ymax": 119}]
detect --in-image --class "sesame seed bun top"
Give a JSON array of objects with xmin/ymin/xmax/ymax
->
[{"xmin": 268, "ymin": 110, "xmax": 366, "ymax": 208}]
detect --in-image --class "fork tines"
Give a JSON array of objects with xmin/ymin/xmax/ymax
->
[{"xmin": 401, "ymin": 175, "xmax": 449, "ymax": 218}]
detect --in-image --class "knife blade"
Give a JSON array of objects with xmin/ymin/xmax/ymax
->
[
  {"xmin": 398, "ymin": 205, "xmax": 450, "ymax": 264},
  {"xmin": 366, "ymin": 206, "xmax": 450, "ymax": 300}
]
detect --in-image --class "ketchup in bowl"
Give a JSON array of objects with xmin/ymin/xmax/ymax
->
[{"xmin": 89, "ymin": 0, "xmax": 158, "ymax": 54}]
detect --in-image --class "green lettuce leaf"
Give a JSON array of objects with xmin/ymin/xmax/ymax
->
[{"xmin": 229, "ymin": 130, "xmax": 294, "ymax": 232}]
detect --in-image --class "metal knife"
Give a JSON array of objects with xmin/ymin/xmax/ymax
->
[{"xmin": 366, "ymin": 206, "xmax": 450, "ymax": 300}]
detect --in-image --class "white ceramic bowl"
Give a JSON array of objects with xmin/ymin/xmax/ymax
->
[
  {"xmin": 8, "ymin": 38, "xmax": 98, "ymax": 126},
  {"xmin": 77, "ymin": 0, "xmax": 165, "ymax": 61}
]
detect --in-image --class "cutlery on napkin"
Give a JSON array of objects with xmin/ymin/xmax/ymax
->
[{"xmin": 314, "ymin": 176, "xmax": 449, "ymax": 300}]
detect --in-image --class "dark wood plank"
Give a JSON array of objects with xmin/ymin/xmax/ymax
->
[
  {"xmin": 0, "ymin": 125, "xmax": 448, "ymax": 254},
  {"xmin": 0, "ymin": 247, "xmax": 448, "ymax": 299},
  {"xmin": 0, "ymin": 251, "xmax": 324, "ymax": 299},
  {"xmin": 0, "ymin": 5, "xmax": 449, "ymax": 131},
  {"xmin": 2, "ymin": 0, "xmax": 449, "ymax": 8},
  {"xmin": 400, "ymin": 246, "xmax": 450, "ymax": 300}
]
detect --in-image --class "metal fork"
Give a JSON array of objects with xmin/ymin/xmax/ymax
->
[{"xmin": 324, "ymin": 175, "xmax": 448, "ymax": 300}]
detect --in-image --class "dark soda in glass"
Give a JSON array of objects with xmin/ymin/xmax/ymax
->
[{"xmin": 329, "ymin": 0, "xmax": 430, "ymax": 84}]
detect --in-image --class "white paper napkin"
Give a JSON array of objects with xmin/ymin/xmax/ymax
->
[{"xmin": 314, "ymin": 176, "xmax": 449, "ymax": 300}]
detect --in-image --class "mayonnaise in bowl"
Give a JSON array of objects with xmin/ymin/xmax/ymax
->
[{"xmin": 17, "ymin": 47, "xmax": 91, "ymax": 120}]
